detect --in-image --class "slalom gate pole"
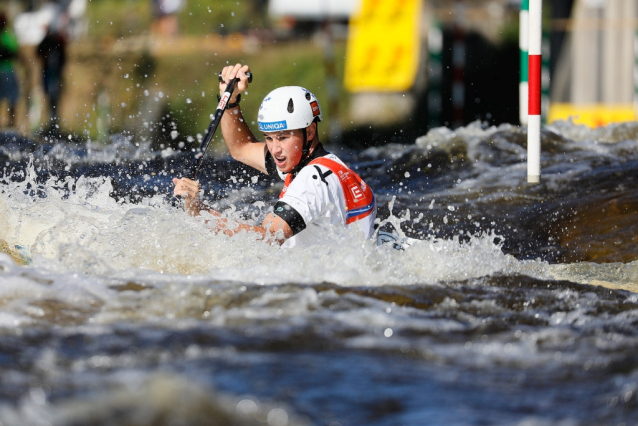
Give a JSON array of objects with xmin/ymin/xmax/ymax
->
[
  {"xmin": 527, "ymin": 0, "xmax": 542, "ymax": 184},
  {"xmin": 189, "ymin": 72, "xmax": 253, "ymax": 180},
  {"xmin": 520, "ymin": 0, "xmax": 529, "ymax": 125}
]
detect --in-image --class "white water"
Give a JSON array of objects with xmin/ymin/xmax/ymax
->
[
  {"xmin": 1, "ymin": 161, "xmax": 637, "ymax": 341},
  {"xmin": 3, "ymin": 160, "xmax": 637, "ymax": 289},
  {"xmin": 2, "ymin": 122, "xmax": 638, "ymax": 425},
  {"xmin": 2, "ymin": 167, "xmax": 538, "ymax": 282}
]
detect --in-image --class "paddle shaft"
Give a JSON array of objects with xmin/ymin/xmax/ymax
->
[{"xmin": 189, "ymin": 72, "xmax": 252, "ymax": 179}]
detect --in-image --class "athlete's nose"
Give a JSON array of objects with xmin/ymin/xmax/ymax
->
[{"xmin": 270, "ymin": 140, "xmax": 283, "ymax": 155}]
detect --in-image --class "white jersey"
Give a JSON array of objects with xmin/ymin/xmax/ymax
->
[{"xmin": 268, "ymin": 149, "xmax": 377, "ymax": 248}]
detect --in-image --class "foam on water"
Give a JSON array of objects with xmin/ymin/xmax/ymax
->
[
  {"xmin": 2, "ymin": 121, "xmax": 638, "ymax": 424},
  {"xmin": 2, "ymin": 120, "xmax": 637, "ymax": 295},
  {"xmin": 1, "ymin": 164, "xmax": 548, "ymax": 286}
]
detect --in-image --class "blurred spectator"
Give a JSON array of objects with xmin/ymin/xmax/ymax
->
[
  {"xmin": 0, "ymin": 11, "xmax": 20, "ymax": 128},
  {"xmin": 37, "ymin": 26, "xmax": 67, "ymax": 127},
  {"xmin": 151, "ymin": 0, "xmax": 184, "ymax": 36}
]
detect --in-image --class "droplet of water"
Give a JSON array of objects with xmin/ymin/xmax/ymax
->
[
  {"xmin": 29, "ymin": 388, "xmax": 46, "ymax": 405},
  {"xmin": 237, "ymin": 399, "xmax": 258, "ymax": 415},
  {"xmin": 267, "ymin": 408, "xmax": 288, "ymax": 426}
]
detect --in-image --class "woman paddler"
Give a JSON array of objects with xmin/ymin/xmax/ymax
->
[{"xmin": 172, "ymin": 64, "xmax": 377, "ymax": 247}]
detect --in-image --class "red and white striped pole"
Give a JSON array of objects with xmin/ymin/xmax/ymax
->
[{"xmin": 527, "ymin": 0, "xmax": 542, "ymax": 184}]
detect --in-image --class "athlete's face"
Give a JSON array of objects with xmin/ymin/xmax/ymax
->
[{"xmin": 264, "ymin": 129, "xmax": 305, "ymax": 173}]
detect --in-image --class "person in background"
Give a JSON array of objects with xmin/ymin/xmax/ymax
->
[
  {"xmin": 0, "ymin": 11, "xmax": 20, "ymax": 129},
  {"xmin": 151, "ymin": 0, "xmax": 183, "ymax": 36},
  {"xmin": 36, "ymin": 25, "xmax": 67, "ymax": 128}
]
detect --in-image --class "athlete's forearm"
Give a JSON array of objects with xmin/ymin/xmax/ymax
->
[
  {"xmin": 203, "ymin": 210, "xmax": 286, "ymax": 245},
  {"xmin": 184, "ymin": 196, "xmax": 203, "ymax": 216}
]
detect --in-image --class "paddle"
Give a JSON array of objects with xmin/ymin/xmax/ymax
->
[{"xmin": 189, "ymin": 71, "xmax": 253, "ymax": 179}]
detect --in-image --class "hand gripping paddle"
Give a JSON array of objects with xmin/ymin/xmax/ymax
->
[{"xmin": 189, "ymin": 71, "xmax": 253, "ymax": 179}]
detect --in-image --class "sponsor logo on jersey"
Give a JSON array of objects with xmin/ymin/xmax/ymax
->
[
  {"xmin": 349, "ymin": 184, "xmax": 364, "ymax": 200},
  {"xmin": 259, "ymin": 120, "xmax": 288, "ymax": 131},
  {"xmin": 337, "ymin": 170, "xmax": 351, "ymax": 181}
]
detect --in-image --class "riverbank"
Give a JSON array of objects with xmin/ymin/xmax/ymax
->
[{"xmin": 7, "ymin": 35, "xmax": 346, "ymax": 150}]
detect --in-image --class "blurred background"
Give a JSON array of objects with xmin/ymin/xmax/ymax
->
[{"xmin": 0, "ymin": 0, "xmax": 636, "ymax": 152}]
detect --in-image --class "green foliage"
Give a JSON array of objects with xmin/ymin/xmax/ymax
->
[
  {"xmin": 157, "ymin": 42, "xmax": 346, "ymax": 151},
  {"xmin": 86, "ymin": 0, "xmax": 152, "ymax": 39},
  {"xmin": 178, "ymin": 0, "xmax": 254, "ymax": 35},
  {"xmin": 85, "ymin": 0, "xmax": 270, "ymax": 39},
  {"xmin": 69, "ymin": 1, "xmax": 347, "ymax": 148}
]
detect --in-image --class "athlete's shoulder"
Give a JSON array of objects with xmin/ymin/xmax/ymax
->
[{"xmin": 308, "ymin": 153, "xmax": 348, "ymax": 170}]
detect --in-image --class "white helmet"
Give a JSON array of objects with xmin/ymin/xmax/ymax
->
[{"xmin": 258, "ymin": 86, "xmax": 323, "ymax": 132}]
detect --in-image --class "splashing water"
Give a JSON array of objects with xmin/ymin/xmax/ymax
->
[{"xmin": 1, "ymin": 121, "xmax": 637, "ymax": 425}]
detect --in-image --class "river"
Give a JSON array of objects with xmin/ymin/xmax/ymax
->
[{"xmin": 1, "ymin": 120, "xmax": 637, "ymax": 425}]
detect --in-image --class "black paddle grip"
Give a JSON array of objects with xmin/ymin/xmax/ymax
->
[{"xmin": 218, "ymin": 71, "xmax": 252, "ymax": 83}]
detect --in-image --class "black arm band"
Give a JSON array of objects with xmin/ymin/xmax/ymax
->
[{"xmin": 273, "ymin": 201, "xmax": 306, "ymax": 235}]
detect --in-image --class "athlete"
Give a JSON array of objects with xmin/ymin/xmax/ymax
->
[{"xmin": 173, "ymin": 64, "xmax": 376, "ymax": 247}]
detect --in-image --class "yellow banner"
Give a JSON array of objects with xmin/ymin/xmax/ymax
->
[
  {"xmin": 344, "ymin": 0, "xmax": 423, "ymax": 92},
  {"xmin": 548, "ymin": 104, "xmax": 636, "ymax": 128}
]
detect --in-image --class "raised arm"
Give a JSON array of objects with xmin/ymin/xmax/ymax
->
[{"xmin": 219, "ymin": 64, "xmax": 268, "ymax": 174}]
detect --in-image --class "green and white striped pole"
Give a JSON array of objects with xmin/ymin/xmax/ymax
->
[{"xmin": 520, "ymin": 0, "xmax": 529, "ymax": 125}]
